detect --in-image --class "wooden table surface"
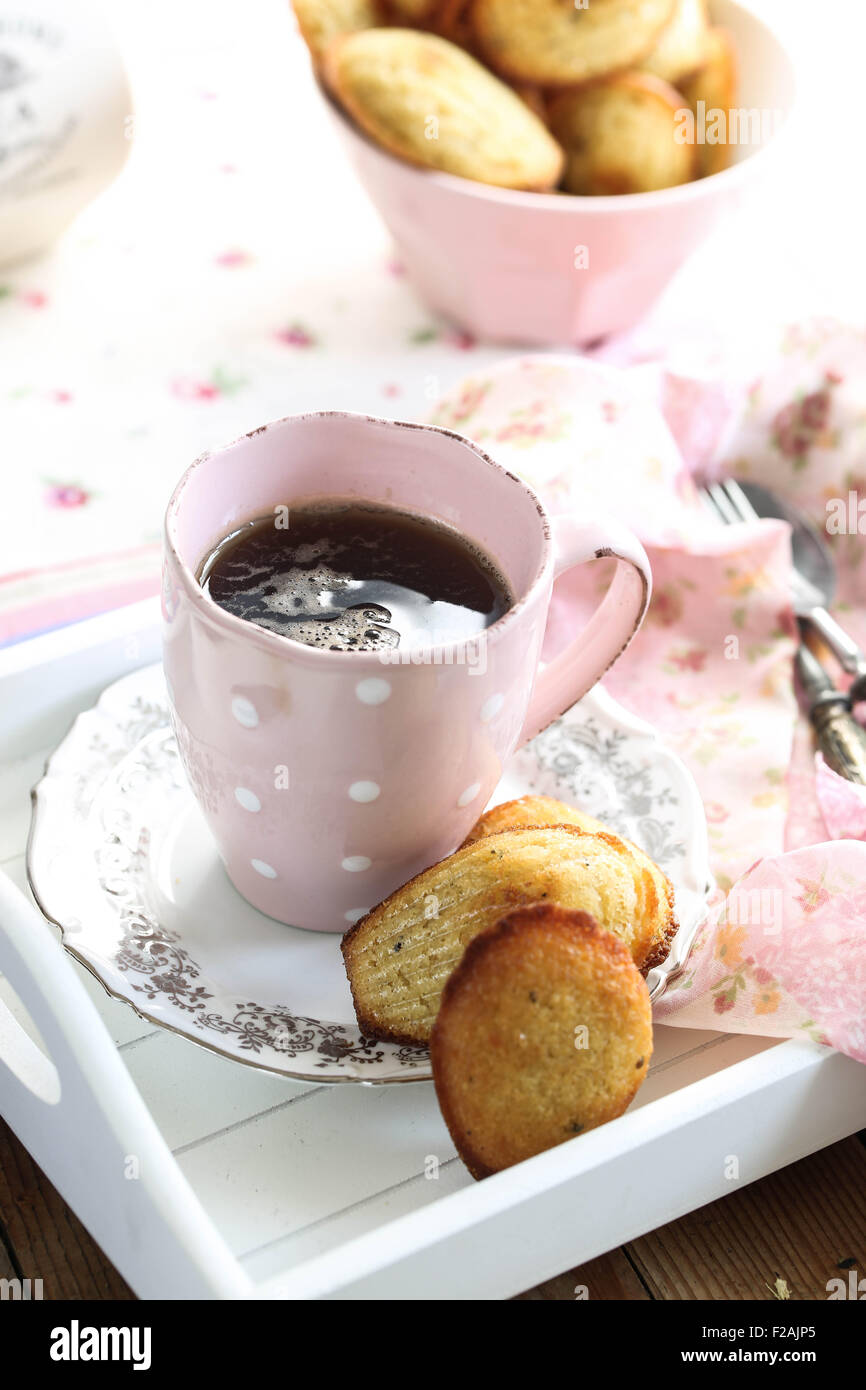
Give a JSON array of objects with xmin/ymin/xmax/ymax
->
[{"xmin": 1, "ymin": 1117, "xmax": 864, "ymax": 1300}]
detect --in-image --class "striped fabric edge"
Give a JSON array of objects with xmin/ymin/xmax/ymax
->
[{"xmin": 0, "ymin": 545, "xmax": 161, "ymax": 646}]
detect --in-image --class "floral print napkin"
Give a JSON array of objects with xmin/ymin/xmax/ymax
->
[{"xmin": 431, "ymin": 327, "xmax": 866, "ymax": 1063}]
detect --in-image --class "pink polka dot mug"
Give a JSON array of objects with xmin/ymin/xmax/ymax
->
[{"xmin": 163, "ymin": 412, "xmax": 651, "ymax": 931}]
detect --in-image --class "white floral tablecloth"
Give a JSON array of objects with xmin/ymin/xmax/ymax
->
[{"xmin": 0, "ymin": 0, "xmax": 862, "ymax": 642}]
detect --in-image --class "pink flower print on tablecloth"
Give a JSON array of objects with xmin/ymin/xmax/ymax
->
[
  {"xmin": 275, "ymin": 323, "xmax": 316, "ymax": 349},
  {"xmin": 170, "ymin": 366, "xmax": 246, "ymax": 400},
  {"xmin": 215, "ymin": 248, "xmax": 253, "ymax": 268},
  {"xmin": 44, "ymin": 482, "xmax": 90, "ymax": 508},
  {"xmin": 443, "ymin": 328, "xmax": 476, "ymax": 351}
]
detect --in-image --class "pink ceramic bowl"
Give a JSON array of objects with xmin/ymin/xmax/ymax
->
[{"xmin": 323, "ymin": 0, "xmax": 797, "ymax": 346}]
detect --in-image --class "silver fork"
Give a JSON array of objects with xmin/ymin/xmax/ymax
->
[
  {"xmin": 701, "ymin": 477, "xmax": 866, "ymax": 783},
  {"xmin": 701, "ymin": 477, "xmax": 866, "ymax": 700},
  {"xmin": 701, "ymin": 478, "xmax": 822, "ymax": 614}
]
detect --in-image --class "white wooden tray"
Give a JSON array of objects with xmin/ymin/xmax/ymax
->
[{"xmin": 1, "ymin": 599, "xmax": 864, "ymax": 1300}]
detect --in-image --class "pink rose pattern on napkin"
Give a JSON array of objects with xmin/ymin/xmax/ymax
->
[
  {"xmin": 672, "ymin": 843, "xmax": 866, "ymax": 1060},
  {"xmin": 815, "ymin": 756, "xmax": 866, "ymax": 842},
  {"xmin": 431, "ymin": 334, "xmax": 866, "ymax": 1062},
  {"xmin": 725, "ymin": 319, "xmax": 866, "ymax": 842}
]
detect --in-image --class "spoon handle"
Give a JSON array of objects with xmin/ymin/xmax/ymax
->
[
  {"xmin": 797, "ymin": 644, "xmax": 866, "ymax": 783},
  {"xmin": 810, "ymin": 700, "xmax": 866, "ymax": 784},
  {"xmin": 803, "ymin": 606, "xmax": 866, "ymax": 702}
]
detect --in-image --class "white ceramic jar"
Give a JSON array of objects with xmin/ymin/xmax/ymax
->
[{"xmin": 0, "ymin": 0, "xmax": 131, "ymax": 267}]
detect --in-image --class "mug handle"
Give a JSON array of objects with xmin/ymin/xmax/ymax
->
[{"xmin": 518, "ymin": 514, "xmax": 652, "ymax": 746}]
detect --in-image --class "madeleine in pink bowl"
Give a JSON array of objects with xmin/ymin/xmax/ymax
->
[{"xmin": 316, "ymin": 0, "xmax": 797, "ymax": 346}]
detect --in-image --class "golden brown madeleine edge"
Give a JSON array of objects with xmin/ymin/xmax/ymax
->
[
  {"xmin": 341, "ymin": 823, "xmax": 678, "ymax": 1044},
  {"xmin": 548, "ymin": 71, "xmax": 699, "ymax": 195},
  {"xmin": 460, "ymin": 794, "xmax": 608, "ymax": 846},
  {"xmin": 462, "ymin": 799, "xmax": 679, "ymax": 969},
  {"xmin": 468, "ymin": 0, "xmax": 677, "ymax": 89},
  {"xmin": 323, "ymin": 27, "xmax": 564, "ymax": 190},
  {"xmin": 430, "ymin": 903, "xmax": 654, "ymax": 1179},
  {"xmin": 292, "ymin": 0, "xmax": 385, "ymax": 66}
]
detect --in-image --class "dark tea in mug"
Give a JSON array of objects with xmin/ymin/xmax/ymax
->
[{"xmin": 198, "ymin": 498, "xmax": 514, "ymax": 652}]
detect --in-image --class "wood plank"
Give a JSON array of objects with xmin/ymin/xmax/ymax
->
[
  {"xmin": 0, "ymin": 1220, "xmax": 18, "ymax": 1282},
  {"xmin": 626, "ymin": 1135, "xmax": 866, "ymax": 1301},
  {"xmin": 516, "ymin": 1248, "xmax": 651, "ymax": 1301},
  {"xmin": 0, "ymin": 1118, "xmax": 133, "ymax": 1300}
]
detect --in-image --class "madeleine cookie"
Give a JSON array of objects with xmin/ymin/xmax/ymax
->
[
  {"xmin": 462, "ymin": 794, "xmax": 609, "ymax": 845},
  {"xmin": 462, "ymin": 794, "xmax": 677, "ymax": 975},
  {"xmin": 384, "ymin": 0, "xmax": 437, "ymax": 21},
  {"xmin": 640, "ymin": 0, "xmax": 709, "ymax": 84},
  {"xmin": 511, "ymin": 83, "xmax": 548, "ymax": 122},
  {"xmin": 341, "ymin": 824, "xmax": 677, "ymax": 1044},
  {"xmin": 679, "ymin": 27, "xmax": 738, "ymax": 176},
  {"xmin": 436, "ymin": 0, "xmax": 475, "ymax": 47},
  {"xmin": 324, "ymin": 29, "xmax": 564, "ymax": 189},
  {"xmin": 291, "ymin": 0, "xmax": 381, "ymax": 66},
  {"xmin": 431, "ymin": 905, "xmax": 653, "ymax": 1179},
  {"xmin": 471, "ymin": 0, "xmax": 676, "ymax": 88},
  {"xmin": 549, "ymin": 73, "xmax": 697, "ymax": 194}
]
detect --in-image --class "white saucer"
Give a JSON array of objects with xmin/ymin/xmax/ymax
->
[{"xmin": 27, "ymin": 664, "xmax": 711, "ymax": 1083}]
